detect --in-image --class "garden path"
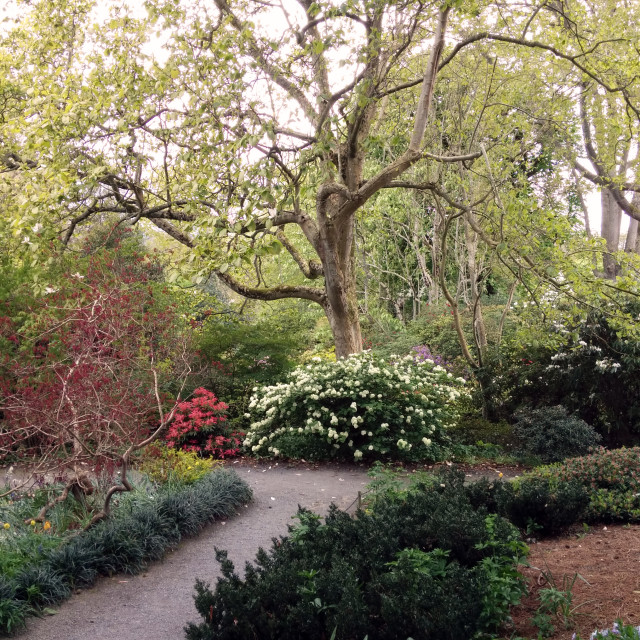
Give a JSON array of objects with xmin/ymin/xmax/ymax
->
[{"xmin": 15, "ymin": 460, "xmax": 372, "ymax": 640}]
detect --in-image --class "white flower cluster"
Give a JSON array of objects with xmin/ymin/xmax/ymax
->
[
  {"xmin": 595, "ymin": 358, "xmax": 622, "ymax": 373},
  {"xmin": 243, "ymin": 351, "xmax": 467, "ymax": 460}
]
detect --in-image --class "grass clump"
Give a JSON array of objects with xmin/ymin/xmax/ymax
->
[{"xmin": 0, "ymin": 469, "xmax": 252, "ymax": 634}]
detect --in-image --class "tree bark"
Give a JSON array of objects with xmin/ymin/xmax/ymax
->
[
  {"xmin": 317, "ymin": 202, "xmax": 363, "ymax": 358},
  {"xmin": 601, "ymin": 189, "xmax": 622, "ymax": 279},
  {"xmin": 625, "ymin": 194, "xmax": 640, "ymax": 254}
]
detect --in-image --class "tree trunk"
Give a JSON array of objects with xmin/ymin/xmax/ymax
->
[
  {"xmin": 465, "ymin": 216, "xmax": 488, "ymax": 364},
  {"xmin": 317, "ymin": 204, "xmax": 363, "ymax": 358},
  {"xmin": 626, "ymin": 217, "xmax": 638, "ymax": 253},
  {"xmin": 601, "ymin": 189, "xmax": 622, "ymax": 279},
  {"xmin": 625, "ymin": 194, "xmax": 640, "ymax": 254}
]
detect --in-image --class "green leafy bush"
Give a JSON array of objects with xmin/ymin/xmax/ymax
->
[
  {"xmin": 185, "ymin": 476, "xmax": 527, "ymax": 640},
  {"xmin": 0, "ymin": 469, "xmax": 251, "ymax": 634},
  {"xmin": 484, "ymin": 298, "xmax": 640, "ymax": 443},
  {"xmin": 449, "ymin": 414, "xmax": 515, "ymax": 449},
  {"xmin": 432, "ymin": 469, "xmax": 587, "ymax": 538},
  {"xmin": 138, "ymin": 444, "xmax": 222, "ymax": 485},
  {"xmin": 503, "ymin": 476, "xmax": 589, "ymax": 536},
  {"xmin": 529, "ymin": 447, "xmax": 640, "ymax": 522},
  {"xmin": 195, "ymin": 303, "xmax": 311, "ymax": 427},
  {"xmin": 244, "ymin": 352, "xmax": 467, "ymax": 462},
  {"xmin": 513, "ymin": 405, "xmax": 601, "ymax": 463}
]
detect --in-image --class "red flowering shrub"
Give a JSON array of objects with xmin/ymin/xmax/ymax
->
[
  {"xmin": 0, "ymin": 244, "xmax": 194, "ymax": 523},
  {"xmin": 165, "ymin": 388, "xmax": 242, "ymax": 458}
]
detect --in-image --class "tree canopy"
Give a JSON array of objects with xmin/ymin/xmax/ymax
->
[{"xmin": 1, "ymin": 0, "xmax": 639, "ymax": 356}]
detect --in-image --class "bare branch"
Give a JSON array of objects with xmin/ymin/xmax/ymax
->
[
  {"xmin": 216, "ymin": 270, "xmax": 326, "ymax": 305},
  {"xmin": 213, "ymin": 0, "xmax": 318, "ymax": 122},
  {"xmin": 276, "ymin": 228, "xmax": 324, "ymax": 279}
]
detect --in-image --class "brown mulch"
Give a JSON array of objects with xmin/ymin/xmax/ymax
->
[{"xmin": 506, "ymin": 524, "xmax": 640, "ymax": 639}]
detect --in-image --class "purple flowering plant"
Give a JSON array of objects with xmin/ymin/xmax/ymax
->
[
  {"xmin": 573, "ymin": 621, "xmax": 640, "ymax": 639},
  {"xmin": 411, "ymin": 345, "xmax": 455, "ymax": 372}
]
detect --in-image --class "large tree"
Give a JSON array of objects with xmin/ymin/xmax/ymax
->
[{"xmin": 1, "ymin": 0, "xmax": 638, "ymax": 356}]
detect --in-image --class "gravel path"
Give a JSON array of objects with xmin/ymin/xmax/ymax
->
[{"xmin": 15, "ymin": 461, "xmax": 371, "ymax": 640}]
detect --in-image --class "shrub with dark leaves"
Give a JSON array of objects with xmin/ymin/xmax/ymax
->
[
  {"xmin": 185, "ymin": 472, "xmax": 527, "ymax": 640},
  {"xmin": 513, "ymin": 405, "xmax": 600, "ymax": 463},
  {"xmin": 529, "ymin": 447, "xmax": 640, "ymax": 522}
]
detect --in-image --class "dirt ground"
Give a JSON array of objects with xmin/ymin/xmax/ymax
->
[
  {"xmin": 507, "ymin": 524, "xmax": 640, "ymax": 640},
  {"xmin": 7, "ymin": 460, "xmax": 640, "ymax": 640}
]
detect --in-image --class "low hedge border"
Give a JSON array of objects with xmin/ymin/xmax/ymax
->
[{"xmin": 0, "ymin": 469, "xmax": 252, "ymax": 634}]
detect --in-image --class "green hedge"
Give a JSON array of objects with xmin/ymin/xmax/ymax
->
[
  {"xmin": 186, "ymin": 472, "xmax": 527, "ymax": 640},
  {"xmin": 527, "ymin": 446, "xmax": 640, "ymax": 522},
  {"xmin": 0, "ymin": 469, "xmax": 252, "ymax": 634}
]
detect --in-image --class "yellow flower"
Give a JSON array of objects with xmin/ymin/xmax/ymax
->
[
  {"xmin": 43, "ymin": 521, "xmax": 51, "ymax": 531},
  {"xmin": 30, "ymin": 520, "xmax": 36, "ymax": 526},
  {"xmin": 498, "ymin": 472, "xmax": 504, "ymax": 478},
  {"xmin": 3, "ymin": 522, "xmax": 9, "ymax": 530}
]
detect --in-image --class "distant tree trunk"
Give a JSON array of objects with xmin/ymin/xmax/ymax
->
[
  {"xmin": 465, "ymin": 216, "xmax": 488, "ymax": 364},
  {"xmin": 625, "ymin": 194, "xmax": 640, "ymax": 254},
  {"xmin": 601, "ymin": 189, "xmax": 622, "ymax": 279}
]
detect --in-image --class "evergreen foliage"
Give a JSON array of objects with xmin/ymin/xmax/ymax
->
[
  {"xmin": 186, "ymin": 473, "xmax": 527, "ymax": 640},
  {"xmin": 0, "ymin": 469, "xmax": 251, "ymax": 634}
]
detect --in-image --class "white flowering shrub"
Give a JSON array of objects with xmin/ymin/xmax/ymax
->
[{"xmin": 243, "ymin": 352, "xmax": 467, "ymax": 461}]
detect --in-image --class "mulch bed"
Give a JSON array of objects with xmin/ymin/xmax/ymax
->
[{"xmin": 506, "ymin": 524, "xmax": 640, "ymax": 639}]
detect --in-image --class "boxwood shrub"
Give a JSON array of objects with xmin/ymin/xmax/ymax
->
[
  {"xmin": 0, "ymin": 469, "xmax": 252, "ymax": 634},
  {"xmin": 185, "ymin": 473, "xmax": 527, "ymax": 640},
  {"xmin": 527, "ymin": 446, "xmax": 640, "ymax": 522},
  {"xmin": 513, "ymin": 405, "xmax": 601, "ymax": 463}
]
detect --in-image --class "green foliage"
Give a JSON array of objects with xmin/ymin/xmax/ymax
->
[
  {"xmin": 195, "ymin": 303, "xmax": 312, "ymax": 426},
  {"xmin": 0, "ymin": 527, "xmax": 61, "ymax": 579},
  {"xmin": 13, "ymin": 564, "xmax": 71, "ymax": 607},
  {"xmin": 138, "ymin": 444, "xmax": 222, "ymax": 486},
  {"xmin": 532, "ymin": 570, "xmax": 585, "ymax": 636},
  {"xmin": 529, "ymin": 447, "xmax": 640, "ymax": 522},
  {"xmin": 491, "ymin": 297, "xmax": 640, "ymax": 442},
  {"xmin": 450, "ymin": 413, "xmax": 516, "ymax": 449},
  {"xmin": 186, "ymin": 476, "xmax": 526, "ymax": 640},
  {"xmin": 447, "ymin": 470, "xmax": 587, "ymax": 537},
  {"xmin": 0, "ymin": 469, "xmax": 252, "ymax": 634},
  {"xmin": 410, "ymin": 304, "xmax": 471, "ymax": 363},
  {"xmin": 503, "ymin": 476, "xmax": 589, "ymax": 536},
  {"xmin": 244, "ymin": 352, "xmax": 467, "ymax": 462},
  {"xmin": 0, "ymin": 576, "xmax": 28, "ymax": 635},
  {"xmin": 513, "ymin": 405, "xmax": 601, "ymax": 463}
]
